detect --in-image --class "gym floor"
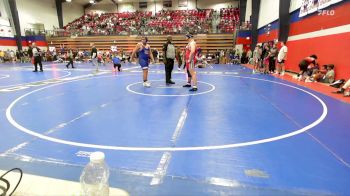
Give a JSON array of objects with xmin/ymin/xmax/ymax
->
[{"xmin": 0, "ymin": 62, "xmax": 349, "ymax": 195}]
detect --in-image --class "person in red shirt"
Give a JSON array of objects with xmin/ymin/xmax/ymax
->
[{"xmin": 297, "ymin": 54, "xmax": 317, "ymax": 81}]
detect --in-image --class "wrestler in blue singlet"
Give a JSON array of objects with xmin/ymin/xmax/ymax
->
[{"xmin": 138, "ymin": 46, "xmax": 150, "ymax": 69}]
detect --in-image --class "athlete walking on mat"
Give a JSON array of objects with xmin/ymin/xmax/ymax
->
[{"xmin": 131, "ymin": 36, "xmax": 155, "ymax": 87}]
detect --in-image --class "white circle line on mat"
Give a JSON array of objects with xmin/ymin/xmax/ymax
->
[
  {"xmin": 6, "ymin": 74, "xmax": 327, "ymax": 151},
  {"xmin": 126, "ymin": 79, "xmax": 216, "ymax": 97}
]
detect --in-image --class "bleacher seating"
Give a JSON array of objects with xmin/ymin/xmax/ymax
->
[
  {"xmin": 218, "ymin": 8, "xmax": 239, "ymax": 33},
  {"xmin": 49, "ymin": 8, "xmax": 240, "ymax": 53},
  {"xmin": 63, "ymin": 8, "xmax": 238, "ymax": 36}
]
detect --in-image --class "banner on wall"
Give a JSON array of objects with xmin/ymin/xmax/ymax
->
[{"xmin": 299, "ymin": 0, "xmax": 343, "ymax": 17}]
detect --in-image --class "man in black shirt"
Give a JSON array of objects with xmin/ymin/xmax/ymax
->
[
  {"xmin": 32, "ymin": 43, "xmax": 43, "ymax": 72},
  {"xmin": 163, "ymin": 35, "xmax": 176, "ymax": 84}
]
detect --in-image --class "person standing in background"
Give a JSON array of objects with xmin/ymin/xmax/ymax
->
[
  {"xmin": 241, "ymin": 49, "xmax": 247, "ymax": 64},
  {"xmin": 66, "ymin": 49, "xmax": 75, "ymax": 69},
  {"xmin": 175, "ymin": 47, "xmax": 183, "ymax": 71},
  {"xmin": 112, "ymin": 53, "xmax": 122, "ymax": 72},
  {"xmin": 276, "ymin": 41, "xmax": 288, "ymax": 75},
  {"xmin": 91, "ymin": 43, "xmax": 98, "ymax": 71},
  {"xmin": 246, "ymin": 48, "xmax": 252, "ymax": 64},
  {"xmin": 32, "ymin": 43, "xmax": 43, "ymax": 72},
  {"xmin": 0, "ymin": 50, "xmax": 4, "ymax": 63},
  {"xmin": 152, "ymin": 48, "xmax": 158, "ymax": 63},
  {"xmin": 252, "ymin": 45, "xmax": 261, "ymax": 74},
  {"xmin": 28, "ymin": 45, "xmax": 33, "ymax": 64},
  {"xmin": 269, "ymin": 44, "xmax": 278, "ymax": 73},
  {"xmin": 19, "ymin": 50, "xmax": 25, "ymax": 63}
]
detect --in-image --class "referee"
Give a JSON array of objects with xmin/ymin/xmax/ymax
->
[{"xmin": 163, "ymin": 35, "xmax": 176, "ymax": 84}]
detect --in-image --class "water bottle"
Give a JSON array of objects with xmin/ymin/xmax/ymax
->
[{"xmin": 80, "ymin": 151, "xmax": 110, "ymax": 196}]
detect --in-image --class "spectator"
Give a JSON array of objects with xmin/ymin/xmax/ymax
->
[
  {"xmin": 310, "ymin": 64, "xmax": 328, "ymax": 82},
  {"xmin": 175, "ymin": 47, "xmax": 183, "ymax": 70},
  {"xmin": 91, "ymin": 43, "xmax": 98, "ymax": 71},
  {"xmin": 297, "ymin": 54, "xmax": 318, "ymax": 81},
  {"xmin": 66, "ymin": 49, "xmax": 75, "ymax": 68},
  {"xmin": 112, "ymin": 53, "xmax": 122, "ymax": 72},
  {"xmin": 19, "ymin": 50, "xmax": 25, "ymax": 63},
  {"xmin": 252, "ymin": 45, "xmax": 261, "ymax": 74},
  {"xmin": 333, "ymin": 79, "xmax": 350, "ymax": 97},
  {"xmin": 241, "ymin": 49, "xmax": 247, "ymax": 64},
  {"xmin": 152, "ymin": 49, "xmax": 158, "ymax": 63},
  {"xmin": 246, "ymin": 49, "xmax": 252, "ymax": 64},
  {"xmin": 261, "ymin": 44, "xmax": 270, "ymax": 74},
  {"xmin": 269, "ymin": 44, "xmax": 277, "ymax": 73},
  {"xmin": 276, "ymin": 41, "xmax": 288, "ymax": 75},
  {"xmin": 0, "ymin": 50, "xmax": 4, "ymax": 63},
  {"xmin": 319, "ymin": 64, "xmax": 335, "ymax": 84}
]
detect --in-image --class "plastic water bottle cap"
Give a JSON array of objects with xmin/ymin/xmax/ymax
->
[{"xmin": 90, "ymin": 151, "xmax": 105, "ymax": 163}]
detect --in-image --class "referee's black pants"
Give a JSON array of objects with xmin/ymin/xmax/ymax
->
[
  {"xmin": 34, "ymin": 56, "xmax": 43, "ymax": 71},
  {"xmin": 165, "ymin": 58, "xmax": 174, "ymax": 82}
]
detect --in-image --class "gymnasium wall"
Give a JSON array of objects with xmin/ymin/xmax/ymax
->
[
  {"xmin": 0, "ymin": 37, "xmax": 17, "ymax": 50},
  {"xmin": 245, "ymin": 0, "xmax": 252, "ymax": 22},
  {"xmin": 256, "ymin": 0, "xmax": 279, "ymax": 44},
  {"xmin": 63, "ymin": 2, "xmax": 85, "ymax": 26},
  {"xmin": 0, "ymin": 0, "xmax": 14, "ymax": 38},
  {"xmin": 258, "ymin": 0, "xmax": 279, "ymax": 28},
  {"xmin": 289, "ymin": 0, "xmax": 302, "ymax": 13},
  {"xmin": 236, "ymin": 30, "xmax": 251, "ymax": 51},
  {"xmin": 16, "ymin": 0, "xmax": 59, "ymax": 35},
  {"xmin": 0, "ymin": 18, "xmax": 13, "ymax": 38},
  {"xmin": 257, "ymin": 20, "xmax": 279, "ymax": 43},
  {"xmin": 16, "ymin": 0, "xmax": 83, "ymax": 35},
  {"xmin": 0, "ymin": 0, "xmax": 9, "ymax": 18},
  {"xmin": 285, "ymin": 1, "xmax": 350, "ymax": 80}
]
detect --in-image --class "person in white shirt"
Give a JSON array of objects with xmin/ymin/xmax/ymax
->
[{"xmin": 276, "ymin": 41, "xmax": 288, "ymax": 75}]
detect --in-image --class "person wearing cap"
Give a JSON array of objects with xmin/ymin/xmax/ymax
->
[
  {"xmin": 183, "ymin": 33, "xmax": 198, "ymax": 91},
  {"xmin": 163, "ymin": 35, "xmax": 176, "ymax": 84},
  {"xmin": 131, "ymin": 36, "xmax": 155, "ymax": 87}
]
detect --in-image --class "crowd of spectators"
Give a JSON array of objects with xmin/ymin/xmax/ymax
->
[
  {"xmin": 63, "ymin": 7, "xmax": 240, "ymax": 36},
  {"xmin": 0, "ymin": 48, "xmax": 55, "ymax": 63},
  {"xmin": 218, "ymin": 7, "xmax": 239, "ymax": 33}
]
